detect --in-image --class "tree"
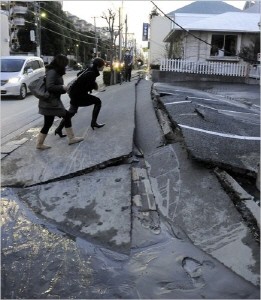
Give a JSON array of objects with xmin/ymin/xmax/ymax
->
[
  {"xmin": 40, "ymin": 2, "xmax": 68, "ymax": 55},
  {"xmin": 239, "ymin": 35, "xmax": 260, "ymax": 63},
  {"xmin": 19, "ymin": 1, "xmax": 78, "ymax": 56},
  {"xmin": 149, "ymin": 8, "xmax": 159, "ymax": 20},
  {"xmin": 101, "ymin": 9, "xmax": 117, "ymax": 85}
]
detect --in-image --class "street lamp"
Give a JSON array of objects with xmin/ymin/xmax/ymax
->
[
  {"xmin": 75, "ymin": 44, "xmax": 79, "ymax": 62},
  {"xmin": 92, "ymin": 16, "xmax": 103, "ymax": 57}
]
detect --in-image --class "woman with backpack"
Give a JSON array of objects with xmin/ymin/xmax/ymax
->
[
  {"xmin": 55, "ymin": 57, "xmax": 105, "ymax": 136},
  {"xmin": 37, "ymin": 54, "xmax": 84, "ymax": 150}
]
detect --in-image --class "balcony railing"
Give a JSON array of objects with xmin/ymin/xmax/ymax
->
[
  {"xmin": 13, "ymin": 6, "xmax": 27, "ymax": 14},
  {"xmin": 13, "ymin": 17, "xmax": 25, "ymax": 26}
]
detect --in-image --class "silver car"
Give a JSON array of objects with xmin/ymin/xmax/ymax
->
[{"xmin": 1, "ymin": 56, "xmax": 45, "ymax": 99}]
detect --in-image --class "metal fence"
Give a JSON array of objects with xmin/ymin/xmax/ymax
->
[{"xmin": 160, "ymin": 59, "xmax": 248, "ymax": 77}]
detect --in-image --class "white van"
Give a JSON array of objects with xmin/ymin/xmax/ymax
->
[{"xmin": 0, "ymin": 56, "xmax": 45, "ymax": 99}]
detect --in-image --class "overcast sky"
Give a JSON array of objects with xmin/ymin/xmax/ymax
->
[{"xmin": 62, "ymin": 1, "xmax": 246, "ymax": 46}]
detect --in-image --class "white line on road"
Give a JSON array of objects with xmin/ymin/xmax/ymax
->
[
  {"xmin": 179, "ymin": 124, "xmax": 261, "ymax": 140},
  {"xmin": 165, "ymin": 101, "xmax": 192, "ymax": 105}
]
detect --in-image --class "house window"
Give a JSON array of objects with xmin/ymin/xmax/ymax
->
[{"xmin": 210, "ymin": 34, "xmax": 237, "ymax": 57}]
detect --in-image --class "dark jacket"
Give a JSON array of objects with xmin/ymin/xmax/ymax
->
[
  {"xmin": 69, "ymin": 66, "xmax": 99, "ymax": 100},
  {"xmin": 123, "ymin": 54, "xmax": 133, "ymax": 68},
  {"xmin": 38, "ymin": 67, "xmax": 67, "ymax": 117}
]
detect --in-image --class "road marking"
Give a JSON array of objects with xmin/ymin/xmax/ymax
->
[
  {"xmin": 196, "ymin": 104, "xmax": 259, "ymax": 116},
  {"xmin": 165, "ymin": 101, "xmax": 191, "ymax": 105},
  {"xmin": 179, "ymin": 124, "xmax": 261, "ymax": 140},
  {"xmin": 187, "ymin": 96, "xmax": 221, "ymax": 101}
]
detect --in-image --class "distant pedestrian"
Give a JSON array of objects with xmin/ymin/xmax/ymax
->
[
  {"xmin": 55, "ymin": 57, "xmax": 105, "ymax": 134},
  {"xmin": 123, "ymin": 49, "xmax": 133, "ymax": 82},
  {"xmin": 37, "ymin": 54, "xmax": 83, "ymax": 149}
]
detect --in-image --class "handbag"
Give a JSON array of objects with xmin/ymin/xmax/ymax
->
[{"xmin": 28, "ymin": 76, "xmax": 50, "ymax": 100}]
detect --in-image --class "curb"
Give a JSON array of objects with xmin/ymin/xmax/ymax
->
[{"xmin": 215, "ymin": 168, "xmax": 260, "ymax": 239}]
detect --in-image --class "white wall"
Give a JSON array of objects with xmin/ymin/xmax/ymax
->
[
  {"xmin": 1, "ymin": 12, "xmax": 10, "ymax": 56},
  {"xmin": 149, "ymin": 16, "xmax": 172, "ymax": 65},
  {"xmin": 182, "ymin": 31, "xmax": 256, "ymax": 63},
  {"xmin": 184, "ymin": 32, "xmax": 210, "ymax": 61}
]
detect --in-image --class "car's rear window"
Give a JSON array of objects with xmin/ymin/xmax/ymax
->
[{"xmin": 0, "ymin": 59, "xmax": 25, "ymax": 72}]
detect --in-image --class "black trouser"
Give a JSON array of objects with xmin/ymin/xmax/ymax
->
[
  {"xmin": 125, "ymin": 67, "xmax": 132, "ymax": 81},
  {"xmin": 56, "ymin": 94, "xmax": 102, "ymax": 130},
  {"xmin": 41, "ymin": 111, "xmax": 72, "ymax": 134}
]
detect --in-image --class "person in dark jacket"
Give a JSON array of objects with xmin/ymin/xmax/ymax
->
[
  {"xmin": 123, "ymin": 49, "xmax": 133, "ymax": 82},
  {"xmin": 55, "ymin": 57, "xmax": 105, "ymax": 134},
  {"xmin": 37, "ymin": 54, "xmax": 83, "ymax": 149}
]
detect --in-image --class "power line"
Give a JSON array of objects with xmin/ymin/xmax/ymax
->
[
  {"xmin": 39, "ymin": 5, "xmax": 112, "ymax": 42},
  {"xmin": 41, "ymin": 7, "xmax": 98, "ymax": 40},
  {"xmin": 25, "ymin": 19, "xmax": 112, "ymax": 51},
  {"xmin": 27, "ymin": 8, "xmax": 96, "ymax": 40},
  {"xmin": 27, "ymin": 7, "xmax": 112, "ymax": 51},
  {"xmin": 25, "ymin": 20, "xmax": 92, "ymax": 46},
  {"xmin": 150, "ymin": 1, "xmax": 254, "ymax": 61},
  {"xmin": 151, "ymin": 1, "xmax": 213, "ymax": 48}
]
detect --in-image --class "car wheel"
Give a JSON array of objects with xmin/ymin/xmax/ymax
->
[{"xmin": 18, "ymin": 84, "xmax": 27, "ymax": 99}]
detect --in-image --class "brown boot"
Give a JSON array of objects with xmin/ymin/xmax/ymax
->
[
  {"xmin": 65, "ymin": 127, "xmax": 84, "ymax": 145},
  {"xmin": 36, "ymin": 133, "xmax": 51, "ymax": 150}
]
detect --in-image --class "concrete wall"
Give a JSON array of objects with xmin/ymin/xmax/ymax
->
[
  {"xmin": 149, "ymin": 16, "xmax": 172, "ymax": 65},
  {"xmin": 1, "ymin": 12, "xmax": 10, "ymax": 56},
  {"xmin": 151, "ymin": 70, "xmax": 247, "ymax": 84}
]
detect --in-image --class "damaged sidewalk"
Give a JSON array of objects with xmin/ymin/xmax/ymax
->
[{"xmin": 1, "ymin": 78, "xmax": 260, "ymax": 298}]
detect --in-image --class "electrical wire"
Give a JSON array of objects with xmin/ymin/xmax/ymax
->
[
  {"xmin": 150, "ymin": 1, "xmax": 255, "ymax": 62},
  {"xmin": 25, "ymin": 20, "xmax": 112, "ymax": 53},
  {"xmin": 151, "ymin": 1, "xmax": 213, "ymax": 47},
  {"xmin": 26, "ymin": 7, "xmax": 112, "ymax": 50},
  {"xmin": 27, "ymin": 8, "xmax": 97, "ymax": 40},
  {"xmin": 25, "ymin": 20, "xmax": 93, "ymax": 45}
]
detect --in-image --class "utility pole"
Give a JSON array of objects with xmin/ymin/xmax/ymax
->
[
  {"xmin": 92, "ymin": 17, "xmax": 98, "ymax": 57},
  {"xmin": 125, "ymin": 14, "xmax": 128, "ymax": 50},
  {"xmin": 119, "ymin": 6, "xmax": 122, "ymax": 61},
  {"xmin": 34, "ymin": 2, "xmax": 41, "ymax": 57}
]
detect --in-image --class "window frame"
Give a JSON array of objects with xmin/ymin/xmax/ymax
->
[{"xmin": 209, "ymin": 33, "xmax": 239, "ymax": 61}]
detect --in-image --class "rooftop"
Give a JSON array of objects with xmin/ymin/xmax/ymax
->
[
  {"xmin": 175, "ymin": 12, "xmax": 260, "ymax": 32},
  {"xmin": 167, "ymin": 1, "xmax": 241, "ymax": 15}
]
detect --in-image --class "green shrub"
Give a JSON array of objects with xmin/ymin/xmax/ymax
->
[
  {"xmin": 103, "ymin": 70, "xmax": 111, "ymax": 85},
  {"xmin": 150, "ymin": 64, "xmax": 160, "ymax": 70},
  {"xmin": 103, "ymin": 69, "xmax": 122, "ymax": 85}
]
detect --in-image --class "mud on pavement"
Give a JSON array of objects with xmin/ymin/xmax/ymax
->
[{"xmin": 1, "ymin": 77, "xmax": 260, "ymax": 298}]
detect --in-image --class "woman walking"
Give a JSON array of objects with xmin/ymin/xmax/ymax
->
[
  {"xmin": 37, "ymin": 54, "xmax": 83, "ymax": 150},
  {"xmin": 55, "ymin": 57, "xmax": 105, "ymax": 136}
]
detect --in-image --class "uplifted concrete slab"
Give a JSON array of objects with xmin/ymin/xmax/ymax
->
[
  {"xmin": 2, "ymin": 187, "xmax": 259, "ymax": 299},
  {"xmin": 153, "ymin": 86, "xmax": 260, "ymax": 175},
  {"xmin": 1, "ymin": 83, "xmax": 136, "ymax": 187},
  {"xmin": 15, "ymin": 165, "xmax": 132, "ymax": 253},
  {"xmin": 145, "ymin": 144, "xmax": 260, "ymax": 286},
  {"xmin": 181, "ymin": 127, "xmax": 260, "ymax": 175},
  {"xmin": 135, "ymin": 81, "xmax": 164, "ymax": 154}
]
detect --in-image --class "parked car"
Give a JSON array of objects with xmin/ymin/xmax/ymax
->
[
  {"xmin": 72, "ymin": 62, "xmax": 83, "ymax": 71},
  {"xmin": 1, "ymin": 56, "xmax": 45, "ymax": 99}
]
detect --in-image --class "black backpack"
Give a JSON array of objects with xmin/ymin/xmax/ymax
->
[{"xmin": 67, "ymin": 68, "xmax": 91, "ymax": 95}]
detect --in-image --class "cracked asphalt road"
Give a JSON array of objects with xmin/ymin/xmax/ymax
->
[{"xmin": 1, "ymin": 77, "xmax": 260, "ymax": 298}]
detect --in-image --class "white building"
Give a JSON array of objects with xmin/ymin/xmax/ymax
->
[
  {"xmin": 149, "ymin": 15, "xmax": 171, "ymax": 65},
  {"xmin": 1, "ymin": 10, "xmax": 10, "ymax": 55},
  {"xmin": 148, "ymin": 1, "xmax": 242, "ymax": 66}
]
